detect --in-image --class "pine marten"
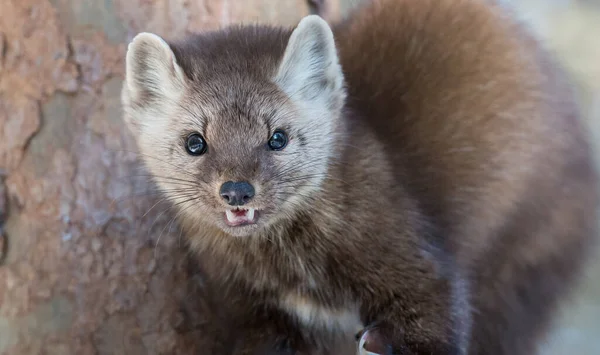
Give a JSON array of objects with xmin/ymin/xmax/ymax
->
[{"xmin": 121, "ymin": 0, "xmax": 599, "ymax": 353}]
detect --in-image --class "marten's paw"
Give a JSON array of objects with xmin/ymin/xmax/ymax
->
[
  {"xmin": 356, "ymin": 323, "xmax": 410, "ymax": 355},
  {"xmin": 356, "ymin": 321, "xmax": 465, "ymax": 355}
]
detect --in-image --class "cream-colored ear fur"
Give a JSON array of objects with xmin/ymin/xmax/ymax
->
[
  {"xmin": 124, "ymin": 32, "xmax": 187, "ymax": 104},
  {"xmin": 275, "ymin": 15, "xmax": 345, "ymax": 108}
]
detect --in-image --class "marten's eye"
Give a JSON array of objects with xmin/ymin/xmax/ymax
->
[
  {"xmin": 185, "ymin": 133, "xmax": 207, "ymax": 156},
  {"xmin": 268, "ymin": 130, "xmax": 288, "ymax": 151}
]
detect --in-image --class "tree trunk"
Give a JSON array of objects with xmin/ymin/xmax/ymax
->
[{"xmin": 0, "ymin": 1, "xmax": 341, "ymax": 354}]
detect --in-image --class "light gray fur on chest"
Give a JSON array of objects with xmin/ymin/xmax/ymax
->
[{"xmin": 279, "ymin": 291, "xmax": 364, "ymax": 335}]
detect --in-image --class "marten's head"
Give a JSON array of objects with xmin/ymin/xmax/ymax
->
[{"xmin": 122, "ymin": 16, "xmax": 346, "ymax": 237}]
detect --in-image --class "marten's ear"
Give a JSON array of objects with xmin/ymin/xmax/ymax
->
[
  {"xmin": 124, "ymin": 32, "xmax": 187, "ymax": 105},
  {"xmin": 275, "ymin": 15, "xmax": 345, "ymax": 107}
]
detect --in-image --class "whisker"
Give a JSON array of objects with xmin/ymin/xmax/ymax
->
[
  {"xmin": 115, "ymin": 174, "xmax": 199, "ymax": 186},
  {"xmin": 271, "ymin": 160, "xmax": 325, "ymax": 178},
  {"xmin": 110, "ymin": 187, "xmax": 198, "ymax": 206},
  {"xmin": 107, "ymin": 149, "xmax": 199, "ymax": 179},
  {"xmin": 154, "ymin": 201, "xmax": 194, "ymax": 259},
  {"xmin": 278, "ymin": 174, "xmax": 351, "ymax": 186}
]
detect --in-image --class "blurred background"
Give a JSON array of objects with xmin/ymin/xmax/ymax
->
[{"xmin": 0, "ymin": 0, "xmax": 598, "ymax": 354}]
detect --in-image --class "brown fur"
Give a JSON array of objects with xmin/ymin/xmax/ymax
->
[{"xmin": 122, "ymin": 0, "xmax": 599, "ymax": 354}]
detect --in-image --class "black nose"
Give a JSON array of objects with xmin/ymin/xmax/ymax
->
[{"xmin": 219, "ymin": 181, "xmax": 255, "ymax": 206}]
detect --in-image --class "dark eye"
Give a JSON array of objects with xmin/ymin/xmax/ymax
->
[
  {"xmin": 268, "ymin": 130, "xmax": 288, "ymax": 151},
  {"xmin": 185, "ymin": 133, "xmax": 207, "ymax": 156}
]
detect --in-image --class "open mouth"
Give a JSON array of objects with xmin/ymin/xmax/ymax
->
[{"xmin": 224, "ymin": 208, "xmax": 258, "ymax": 226}]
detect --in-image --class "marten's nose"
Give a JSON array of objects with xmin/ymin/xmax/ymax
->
[{"xmin": 219, "ymin": 181, "xmax": 255, "ymax": 206}]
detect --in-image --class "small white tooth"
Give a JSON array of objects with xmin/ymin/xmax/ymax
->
[
  {"xmin": 225, "ymin": 210, "xmax": 236, "ymax": 223},
  {"xmin": 247, "ymin": 208, "xmax": 255, "ymax": 221}
]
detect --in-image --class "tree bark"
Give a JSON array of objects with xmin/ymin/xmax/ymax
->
[{"xmin": 0, "ymin": 1, "xmax": 341, "ymax": 354}]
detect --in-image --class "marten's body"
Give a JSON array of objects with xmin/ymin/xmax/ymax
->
[{"xmin": 122, "ymin": 0, "xmax": 599, "ymax": 354}]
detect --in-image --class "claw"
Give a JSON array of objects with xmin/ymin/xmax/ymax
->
[{"xmin": 356, "ymin": 328, "xmax": 392, "ymax": 355}]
